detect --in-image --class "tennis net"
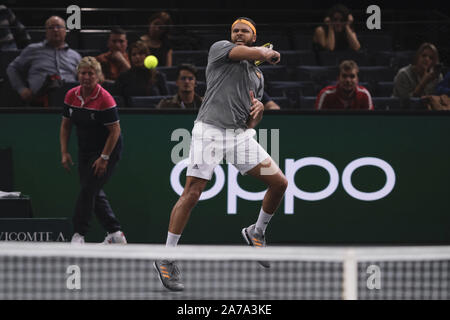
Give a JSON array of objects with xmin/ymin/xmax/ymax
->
[{"xmin": 0, "ymin": 242, "xmax": 449, "ymax": 300}]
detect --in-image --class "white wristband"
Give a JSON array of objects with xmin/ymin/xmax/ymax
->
[{"xmin": 101, "ymin": 154, "xmax": 110, "ymax": 160}]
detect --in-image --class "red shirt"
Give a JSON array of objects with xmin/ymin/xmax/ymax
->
[
  {"xmin": 315, "ymin": 84, "xmax": 374, "ymax": 110},
  {"xmin": 63, "ymin": 84, "xmax": 122, "ymax": 154}
]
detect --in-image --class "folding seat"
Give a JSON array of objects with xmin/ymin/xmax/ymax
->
[
  {"xmin": 270, "ymin": 96, "xmax": 292, "ymax": 109},
  {"xmin": 299, "ymin": 96, "xmax": 317, "ymax": 110},
  {"xmin": 291, "ymin": 34, "xmax": 313, "ymax": 50},
  {"xmin": 48, "ymin": 81, "xmax": 79, "ymax": 107},
  {"xmin": 257, "ymin": 32, "xmax": 291, "ymax": 51},
  {"xmin": 295, "ymin": 66, "xmax": 338, "ymax": 83},
  {"xmin": 156, "ymin": 66, "xmax": 178, "ymax": 81},
  {"xmin": 76, "ymin": 49, "xmax": 102, "ymax": 57},
  {"xmin": 172, "ymin": 50, "xmax": 208, "ymax": 67},
  {"xmin": 268, "ymin": 81, "xmax": 316, "ymax": 100},
  {"xmin": 372, "ymin": 97, "xmax": 400, "ymax": 110},
  {"xmin": 278, "ymin": 50, "xmax": 316, "ymax": 66},
  {"xmin": 358, "ymin": 66, "xmax": 396, "ymax": 83},
  {"xmin": 112, "ymin": 95, "xmax": 125, "ymax": 108},
  {"xmin": 127, "ymin": 95, "xmax": 171, "ymax": 108},
  {"xmin": 0, "ymin": 50, "xmax": 21, "ymax": 80},
  {"xmin": 259, "ymin": 65, "xmax": 289, "ymax": 81},
  {"xmin": 317, "ymin": 50, "xmax": 370, "ymax": 66},
  {"xmin": 79, "ymin": 31, "xmax": 109, "ymax": 51},
  {"xmin": 358, "ymin": 34, "xmax": 393, "ymax": 51},
  {"xmin": 376, "ymin": 81, "xmax": 394, "ymax": 97}
]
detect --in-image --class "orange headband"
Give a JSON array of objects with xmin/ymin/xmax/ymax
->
[{"xmin": 231, "ymin": 19, "xmax": 256, "ymax": 35}]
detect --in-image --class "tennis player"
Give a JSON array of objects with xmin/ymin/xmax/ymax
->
[{"xmin": 154, "ymin": 18, "xmax": 287, "ymax": 291}]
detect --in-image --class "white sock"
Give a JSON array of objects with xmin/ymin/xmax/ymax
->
[
  {"xmin": 166, "ymin": 231, "xmax": 181, "ymax": 247},
  {"xmin": 255, "ymin": 208, "xmax": 273, "ymax": 234}
]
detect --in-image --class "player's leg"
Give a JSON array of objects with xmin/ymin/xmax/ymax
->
[
  {"xmin": 233, "ymin": 131, "xmax": 287, "ymax": 267},
  {"xmin": 167, "ymin": 175, "xmax": 209, "ymax": 245},
  {"xmin": 155, "ymin": 176, "xmax": 208, "ymax": 291},
  {"xmin": 246, "ymin": 156, "xmax": 288, "ymax": 221},
  {"xmin": 241, "ymin": 157, "xmax": 287, "ymax": 268}
]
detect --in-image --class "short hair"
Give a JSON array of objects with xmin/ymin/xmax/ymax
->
[
  {"xmin": 129, "ymin": 41, "xmax": 150, "ymax": 56},
  {"xmin": 413, "ymin": 42, "xmax": 440, "ymax": 66},
  {"xmin": 177, "ymin": 63, "xmax": 198, "ymax": 79},
  {"xmin": 110, "ymin": 27, "xmax": 127, "ymax": 36},
  {"xmin": 339, "ymin": 60, "xmax": 359, "ymax": 74},
  {"xmin": 77, "ymin": 56, "xmax": 104, "ymax": 83},
  {"xmin": 149, "ymin": 11, "xmax": 172, "ymax": 25}
]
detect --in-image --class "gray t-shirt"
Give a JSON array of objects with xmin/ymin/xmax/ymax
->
[
  {"xmin": 393, "ymin": 64, "xmax": 443, "ymax": 99},
  {"xmin": 196, "ymin": 40, "xmax": 264, "ymax": 129}
]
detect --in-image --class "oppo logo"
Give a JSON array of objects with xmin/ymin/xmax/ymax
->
[{"xmin": 170, "ymin": 157, "xmax": 396, "ymax": 214}]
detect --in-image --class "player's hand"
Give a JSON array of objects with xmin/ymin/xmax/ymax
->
[
  {"xmin": 92, "ymin": 157, "xmax": 108, "ymax": 178},
  {"xmin": 266, "ymin": 49, "xmax": 280, "ymax": 65},
  {"xmin": 249, "ymin": 91, "xmax": 264, "ymax": 119},
  {"xmin": 61, "ymin": 152, "xmax": 74, "ymax": 173}
]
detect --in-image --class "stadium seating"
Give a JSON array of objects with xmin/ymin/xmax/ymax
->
[
  {"xmin": 112, "ymin": 95, "xmax": 126, "ymax": 108},
  {"xmin": 127, "ymin": 95, "xmax": 171, "ymax": 108},
  {"xmin": 295, "ymin": 66, "xmax": 338, "ymax": 82},
  {"xmin": 291, "ymin": 34, "xmax": 314, "ymax": 50},
  {"xmin": 157, "ymin": 66, "xmax": 206, "ymax": 82},
  {"xmin": 358, "ymin": 66, "xmax": 396, "ymax": 83},
  {"xmin": 358, "ymin": 34, "xmax": 393, "ymax": 52},
  {"xmin": 299, "ymin": 96, "xmax": 317, "ymax": 109},
  {"xmin": 270, "ymin": 96, "xmax": 292, "ymax": 109},
  {"xmin": 372, "ymin": 97, "xmax": 401, "ymax": 110},
  {"xmin": 376, "ymin": 81, "xmax": 394, "ymax": 97},
  {"xmin": 79, "ymin": 31, "xmax": 109, "ymax": 52},
  {"xmin": 0, "ymin": 50, "xmax": 21, "ymax": 80},
  {"xmin": 278, "ymin": 50, "xmax": 316, "ymax": 66},
  {"xmin": 166, "ymin": 80, "xmax": 206, "ymax": 96},
  {"xmin": 48, "ymin": 81, "xmax": 79, "ymax": 107},
  {"xmin": 172, "ymin": 50, "xmax": 209, "ymax": 66},
  {"xmin": 317, "ymin": 50, "xmax": 370, "ymax": 66}
]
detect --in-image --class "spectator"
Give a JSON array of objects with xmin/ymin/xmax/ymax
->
[
  {"xmin": 0, "ymin": 5, "xmax": 31, "ymax": 50},
  {"xmin": 6, "ymin": 16, "xmax": 81, "ymax": 106},
  {"xmin": 315, "ymin": 60, "xmax": 373, "ymax": 110},
  {"xmin": 114, "ymin": 40, "xmax": 168, "ymax": 101},
  {"xmin": 436, "ymin": 71, "xmax": 450, "ymax": 96},
  {"xmin": 422, "ymin": 71, "xmax": 450, "ymax": 110},
  {"xmin": 157, "ymin": 63, "xmax": 202, "ymax": 109},
  {"xmin": 393, "ymin": 43, "xmax": 443, "ymax": 99},
  {"xmin": 313, "ymin": 4, "xmax": 360, "ymax": 52},
  {"xmin": 140, "ymin": 11, "xmax": 173, "ymax": 67},
  {"xmin": 261, "ymin": 92, "xmax": 281, "ymax": 110},
  {"xmin": 95, "ymin": 27, "xmax": 131, "ymax": 81}
]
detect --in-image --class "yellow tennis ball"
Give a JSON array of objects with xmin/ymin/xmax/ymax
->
[{"xmin": 144, "ymin": 55, "xmax": 158, "ymax": 69}]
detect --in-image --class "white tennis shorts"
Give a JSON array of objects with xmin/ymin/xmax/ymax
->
[{"xmin": 186, "ymin": 121, "xmax": 271, "ymax": 180}]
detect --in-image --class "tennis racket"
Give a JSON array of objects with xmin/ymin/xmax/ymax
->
[{"xmin": 255, "ymin": 42, "xmax": 274, "ymax": 66}]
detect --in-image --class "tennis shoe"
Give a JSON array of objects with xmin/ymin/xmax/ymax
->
[
  {"xmin": 241, "ymin": 224, "xmax": 271, "ymax": 268},
  {"xmin": 102, "ymin": 231, "xmax": 127, "ymax": 244},
  {"xmin": 154, "ymin": 260, "xmax": 185, "ymax": 291},
  {"xmin": 71, "ymin": 233, "xmax": 85, "ymax": 244}
]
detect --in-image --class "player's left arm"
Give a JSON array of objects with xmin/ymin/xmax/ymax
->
[{"xmin": 246, "ymin": 90, "xmax": 264, "ymax": 128}]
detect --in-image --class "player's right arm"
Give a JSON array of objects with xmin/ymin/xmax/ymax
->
[{"xmin": 229, "ymin": 45, "xmax": 280, "ymax": 64}]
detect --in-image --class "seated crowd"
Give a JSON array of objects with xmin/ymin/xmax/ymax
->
[{"xmin": 1, "ymin": 5, "xmax": 449, "ymax": 110}]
